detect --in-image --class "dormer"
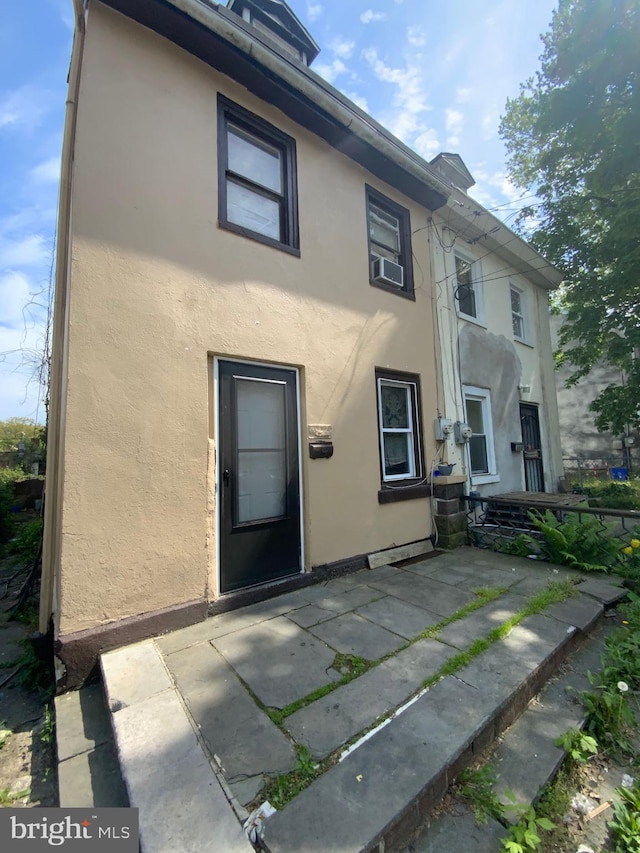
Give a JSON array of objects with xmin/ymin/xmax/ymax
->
[
  {"xmin": 429, "ymin": 153, "xmax": 476, "ymax": 193},
  {"xmin": 227, "ymin": 0, "xmax": 320, "ymax": 65}
]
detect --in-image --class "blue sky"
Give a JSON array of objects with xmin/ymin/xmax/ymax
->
[{"xmin": 0, "ymin": 0, "xmax": 558, "ymax": 422}]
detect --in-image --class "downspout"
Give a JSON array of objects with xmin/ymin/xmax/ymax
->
[{"xmin": 39, "ymin": 0, "xmax": 86, "ymax": 637}]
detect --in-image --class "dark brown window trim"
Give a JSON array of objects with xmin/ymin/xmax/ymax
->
[
  {"xmin": 365, "ymin": 185, "xmax": 415, "ymax": 299},
  {"xmin": 218, "ymin": 220, "xmax": 301, "ymax": 256},
  {"xmin": 378, "ymin": 484, "xmax": 431, "ymax": 504},
  {"xmin": 217, "ymin": 95, "xmax": 300, "ymax": 253},
  {"xmin": 375, "ymin": 367, "xmax": 426, "ymax": 490}
]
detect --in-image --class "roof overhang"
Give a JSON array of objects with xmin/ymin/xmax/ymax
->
[
  {"xmin": 97, "ymin": 0, "xmax": 450, "ymax": 212},
  {"xmin": 443, "ymin": 187, "xmax": 563, "ymax": 290}
]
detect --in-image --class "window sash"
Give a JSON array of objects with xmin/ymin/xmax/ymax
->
[
  {"xmin": 218, "ymin": 97, "xmax": 298, "ymax": 251},
  {"xmin": 369, "ymin": 204, "xmax": 401, "ymax": 262},
  {"xmin": 464, "ymin": 387, "xmax": 495, "ymax": 479},
  {"xmin": 366, "ymin": 187, "xmax": 413, "ymax": 296},
  {"xmin": 511, "ymin": 288, "xmax": 525, "ymax": 339},
  {"xmin": 377, "ymin": 378, "xmax": 420, "ymax": 481},
  {"xmin": 456, "ymin": 256, "xmax": 478, "ymax": 318}
]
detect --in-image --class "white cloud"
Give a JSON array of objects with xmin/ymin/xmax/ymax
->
[
  {"xmin": 445, "ymin": 108, "xmax": 464, "ymax": 148},
  {"xmin": 0, "ymin": 319, "xmax": 47, "ymax": 421},
  {"xmin": 413, "ymin": 128, "xmax": 440, "ymax": 160},
  {"xmin": 361, "ymin": 47, "xmax": 431, "ymax": 142},
  {"xmin": 306, "ymin": 3, "xmax": 322, "ymax": 22},
  {"xmin": 360, "ymin": 10, "xmax": 387, "ymax": 24},
  {"xmin": 445, "ymin": 109, "xmax": 464, "ymax": 136},
  {"xmin": 314, "ymin": 59, "xmax": 348, "ymax": 85},
  {"xmin": 0, "ymin": 234, "xmax": 49, "ymax": 269},
  {"xmin": 30, "ymin": 156, "xmax": 61, "ymax": 184},
  {"xmin": 344, "ymin": 91, "xmax": 370, "ymax": 113},
  {"xmin": 455, "ymin": 87, "xmax": 472, "ymax": 105},
  {"xmin": 0, "ymin": 85, "xmax": 53, "ymax": 133},
  {"xmin": 0, "ymin": 271, "xmax": 33, "ymax": 329},
  {"xmin": 329, "ymin": 37, "xmax": 355, "ymax": 59},
  {"xmin": 407, "ymin": 26, "xmax": 426, "ymax": 47}
]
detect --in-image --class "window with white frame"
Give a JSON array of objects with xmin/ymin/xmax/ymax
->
[
  {"xmin": 455, "ymin": 255, "xmax": 482, "ymax": 320},
  {"xmin": 463, "ymin": 385, "xmax": 497, "ymax": 482},
  {"xmin": 376, "ymin": 370, "xmax": 424, "ymax": 483},
  {"xmin": 510, "ymin": 285, "xmax": 527, "ymax": 341}
]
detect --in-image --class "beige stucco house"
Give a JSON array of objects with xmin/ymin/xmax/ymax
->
[{"xmin": 42, "ymin": 0, "xmax": 563, "ymax": 685}]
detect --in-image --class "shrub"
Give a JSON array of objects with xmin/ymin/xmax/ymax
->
[
  {"xmin": 10, "ymin": 518, "xmax": 43, "ymax": 565},
  {"xmin": 513, "ymin": 510, "xmax": 621, "ymax": 572},
  {"xmin": 579, "ymin": 478, "xmax": 640, "ymax": 511}
]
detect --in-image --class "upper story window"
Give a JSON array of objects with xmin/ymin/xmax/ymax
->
[
  {"xmin": 510, "ymin": 285, "xmax": 528, "ymax": 342},
  {"xmin": 455, "ymin": 254, "xmax": 483, "ymax": 322},
  {"xmin": 217, "ymin": 96, "xmax": 299, "ymax": 254},
  {"xmin": 366, "ymin": 186, "xmax": 414, "ymax": 300}
]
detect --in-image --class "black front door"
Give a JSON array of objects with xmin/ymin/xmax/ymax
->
[
  {"xmin": 218, "ymin": 360, "xmax": 301, "ymax": 593},
  {"xmin": 520, "ymin": 403, "xmax": 545, "ymax": 492}
]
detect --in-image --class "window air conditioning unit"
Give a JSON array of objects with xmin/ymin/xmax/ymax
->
[{"xmin": 373, "ymin": 257, "xmax": 403, "ymax": 288}]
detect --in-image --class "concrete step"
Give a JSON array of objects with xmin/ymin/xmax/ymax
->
[
  {"xmin": 405, "ymin": 619, "xmax": 612, "ymax": 852},
  {"xmin": 261, "ymin": 583, "xmax": 624, "ymax": 853},
  {"xmin": 55, "ymin": 681, "xmax": 128, "ymax": 808}
]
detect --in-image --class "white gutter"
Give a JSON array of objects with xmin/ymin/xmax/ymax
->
[
  {"xmin": 443, "ymin": 186, "xmax": 563, "ymax": 290},
  {"xmin": 39, "ymin": 0, "xmax": 86, "ymax": 636}
]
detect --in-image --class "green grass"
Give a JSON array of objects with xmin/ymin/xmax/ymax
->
[
  {"xmin": 0, "ymin": 786, "xmax": 30, "ymax": 806},
  {"xmin": 258, "ymin": 577, "xmax": 577, "ymax": 809},
  {"xmin": 262, "ymin": 746, "xmax": 320, "ymax": 809}
]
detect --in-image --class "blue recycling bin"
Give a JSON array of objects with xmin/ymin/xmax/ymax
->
[{"xmin": 611, "ymin": 467, "xmax": 628, "ymax": 481}]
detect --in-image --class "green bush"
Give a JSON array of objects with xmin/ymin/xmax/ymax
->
[
  {"xmin": 512, "ymin": 510, "xmax": 621, "ymax": 572},
  {"xmin": 10, "ymin": 518, "xmax": 43, "ymax": 564},
  {"xmin": 0, "ymin": 469, "xmax": 42, "ymax": 546},
  {"xmin": 578, "ymin": 478, "xmax": 640, "ymax": 511}
]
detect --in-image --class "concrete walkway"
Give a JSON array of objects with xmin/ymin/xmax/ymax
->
[{"xmin": 58, "ymin": 547, "xmax": 626, "ymax": 852}]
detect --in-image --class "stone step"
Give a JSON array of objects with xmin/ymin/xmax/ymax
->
[
  {"xmin": 261, "ymin": 581, "xmax": 624, "ymax": 853},
  {"xmin": 100, "ymin": 641, "xmax": 253, "ymax": 853},
  {"xmin": 405, "ymin": 620, "xmax": 613, "ymax": 851}
]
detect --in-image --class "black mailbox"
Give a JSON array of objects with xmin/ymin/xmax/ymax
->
[{"xmin": 309, "ymin": 442, "xmax": 333, "ymax": 459}]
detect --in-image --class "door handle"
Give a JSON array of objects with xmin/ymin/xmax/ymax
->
[{"xmin": 223, "ymin": 469, "xmax": 230, "ymax": 487}]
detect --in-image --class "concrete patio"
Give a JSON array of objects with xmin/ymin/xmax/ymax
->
[{"xmin": 57, "ymin": 547, "xmax": 627, "ymax": 852}]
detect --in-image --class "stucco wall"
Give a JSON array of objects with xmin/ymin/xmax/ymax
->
[
  {"xmin": 57, "ymin": 2, "xmax": 439, "ymax": 634},
  {"xmin": 431, "ymin": 212, "xmax": 563, "ymax": 495}
]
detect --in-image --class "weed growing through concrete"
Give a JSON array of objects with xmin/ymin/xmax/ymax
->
[
  {"xmin": 457, "ymin": 764, "xmax": 503, "ymax": 823},
  {"xmin": 554, "ymin": 729, "xmax": 598, "ymax": 764},
  {"xmin": 501, "ymin": 791, "xmax": 555, "ymax": 852},
  {"xmin": 262, "ymin": 746, "xmax": 319, "ymax": 809},
  {"xmin": 259, "ymin": 579, "xmax": 576, "ymax": 810}
]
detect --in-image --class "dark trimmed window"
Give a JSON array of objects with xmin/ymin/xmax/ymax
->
[
  {"xmin": 218, "ymin": 96, "xmax": 299, "ymax": 254},
  {"xmin": 366, "ymin": 186, "xmax": 414, "ymax": 299},
  {"xmin": 375, "ymin": 369, "xmax": 428, "ymax": 503}
]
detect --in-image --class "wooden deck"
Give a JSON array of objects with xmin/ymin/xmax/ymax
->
[{"xmin": 491, "ymin": 492, "xmax": 588, "ymax": 508}]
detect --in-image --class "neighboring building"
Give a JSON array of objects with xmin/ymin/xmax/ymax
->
[
  {"xmin": 550, "ymin": 314, "xmax": 638, "ymax": 477},
  {"xmin": 429, "ymin": 154, "xmax": 564, "ymax": 499},
  {"xmin": 41, "ymin": 0, "xmax": 563, "ymax": 684}
]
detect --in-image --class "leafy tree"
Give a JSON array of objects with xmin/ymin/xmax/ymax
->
[
  {"xmin": 0, "ymin": 418, "xmax": 44, "ymax": 453},
  {"xmin": 500, "ymin": 0, "xmax": 640, "ymax": 435}
]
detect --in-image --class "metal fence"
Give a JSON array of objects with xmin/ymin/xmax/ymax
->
[
  {"xmin": 464, "ymin": 495, "xmax": 640, "ymax": 561},
  {"xmin": 562, "ymin": 456, "xmax": 631, "ymax": 486}
]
